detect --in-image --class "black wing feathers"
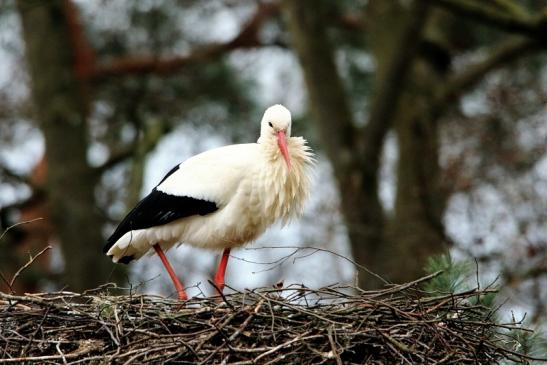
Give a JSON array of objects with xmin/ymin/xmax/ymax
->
[
  {"xmin": 104, "ymin": 188, "xmax": 218, "ymax": 253},
  {"xmin": 158, "ymin": 164, "xmax": 180, "ymax": 185}
]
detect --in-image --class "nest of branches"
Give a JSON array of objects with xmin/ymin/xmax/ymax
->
[{"xmin": 0, "ymin": 272, "xmax": 537, "ymax": 364}]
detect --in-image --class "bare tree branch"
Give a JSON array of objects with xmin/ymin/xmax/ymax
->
[
  {"xmin": 92, "ymin": 3, "xmax": 280, "ymax": 79},
  {"xmin": 94, "ymin": 119, "xmax": 172, "ymax": 174},
  {"xmin": 361, "ymin": 1, "xmax": 431, "ymax": 162},
  {"xmin": 94, "ymin": 144, "xmax": 137, "ymax": 174},
  {"xmin": 521, "ymin": 264, "xmax": 547, "ymax": 280},
  {"xmin": 0, "ymin": 218, "xmax": 44, "ymax": 243},
  {"xmin": 490, "ymin": 0, "xmax": 532, "ymax": 18},
  {"xmin": 63, "ymin": 0, "xmax": 96, "ymax": 81},
  {"xmin": 430, "ymin": 0, "xmax": 547, "ymax": 41},
  {"xmin": 238, "ymin": 245, "xmax": 390, "ymax": 285},
  {"xmin": 505, "ymin": 264, "xmax": 547, "ymax": 285},
  {"xmin": 440, "ymin": 37, "xmax": 541, "ymax": 104},
  {"xmin": 0, "ymin": 164, "xmax": 31, "ymax": 186},
  {"xmin": 337, "ymin": 13, "xmax": 365, "ymax": 32},
  {"xmin": 8, "ymin": 245, "xmax": 52, "ymax": 293}
]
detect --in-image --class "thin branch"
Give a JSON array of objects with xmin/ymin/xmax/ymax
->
[
  {"xmin": 95, "ymin": 118, "xmax": 172, "ymax": 174},
  {"xmin": 0, "ymin": 342, "xmax": 99, "ymax": 363},
  {"xmin": 327, "ymin": 326, "xmax": 343, "ymax": 365},
  {"xmin": 92, "ymin": 3, "xmax": 280, "ymax": 79},
  {"xmin": 504, "ymin": 264, "xmax": 547, "ymax": 285},
  {"xmin": 430, "ymin": 0, "xmax": 547, "ymax": 41},
  {"xmin": 9, "ymin": 245, "xmax": 52, "ymax": 292},
  {"xmin": 240, "ymin": 245, "xmax": 390, "ymax": 285},
  {"xmin": 63, "ymin": 0, "xmax": 96, "ymax": 81},
  {"xmin": 0, "ymin": 191, "xmax": 48, "ymax": 220},
  {"xmin": 438, "ymin": 37, "xmax": 541, "ymax": 105},
  {"xmin": 362, "ymin": 1, "xmax": 431, "ymax": 162},
  {"xmin": 336, "ymin": 13, "xmax": 365, "ymax": 32},
  {"xmin": 0, "ymin": 164, "xmax": 31, "ymax": 186},
  {"xmin": 0, "ymin": 218, "xmax": 44, "ymax": 242},
  {"xmin": 94, "ymin": 144, "xmax": 137, "ymax": 174},
  {"xmin": 521, "ymin": 265, "xmax": 547, "ymax": 280},
  {"xmin": 490, "ymin": 0, "xmax": 531, "ymax": 18}
]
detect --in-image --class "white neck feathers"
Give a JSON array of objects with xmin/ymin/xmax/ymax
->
[{"xmin": 258, "ymin": 136, "xmax": 315, "ymax": 224}]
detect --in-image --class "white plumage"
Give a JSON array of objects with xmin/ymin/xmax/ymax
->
[{"xmin": 104, "ymin": 104, "xmax": 314, "ymax": 299}]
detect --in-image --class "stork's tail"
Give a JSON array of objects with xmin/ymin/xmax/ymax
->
[{"xmin": 105, "ymin": 230, "xmax": 149, "ymax": 264}]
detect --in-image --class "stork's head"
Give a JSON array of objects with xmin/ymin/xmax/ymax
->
[{"xmin": 259, "ymin": 104, "xmax": 292, "ymax": 170}]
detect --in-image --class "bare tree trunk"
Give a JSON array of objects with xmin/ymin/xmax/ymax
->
[
  {"xmin": 380, "ymin": 10, "xmax": 455, "ymax": 283},
  {"xmin": 282, "ymin": 0, "xmax": 385, "ymax": 288},
  {"xmin": 16, "ymin": 0, "xmax": 124, "ymax": 291},
  {"xmin": 284, "ymin": 0, "xmax": 431, "ymax": 288}
]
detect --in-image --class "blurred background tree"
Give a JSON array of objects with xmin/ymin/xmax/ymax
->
[{"xmin": 0, "ymin": 0, "xmax": 545, "ymax": 324}]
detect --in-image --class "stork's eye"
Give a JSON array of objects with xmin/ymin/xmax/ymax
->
[{"xmin": 268, "ymin": 122, "xmax": 273, "ymax": 128}]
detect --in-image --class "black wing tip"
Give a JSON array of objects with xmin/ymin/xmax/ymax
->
[
  {"xmin": 158, "ymin": 164, "xmax": 181, "ymax": 185},
  {"xmin": 103, "ymin": 236, "xmax": 116, "ymax": 254},
  {"xmin": 118, "ymin": 255, "xmax": 135, "ymax": 264},
  {"xmin": 105, "ymin": 254, "xmax": 134, "ymax": 265}
]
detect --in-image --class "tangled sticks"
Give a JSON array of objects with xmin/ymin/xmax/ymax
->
[{"xmin": 0, "ymin": 274, "xmax": 540, "ymax": 364}]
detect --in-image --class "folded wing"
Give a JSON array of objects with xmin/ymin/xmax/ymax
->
[{"xmin": 104, "ymin": 164, "xmax": 218, "ymax": 255}]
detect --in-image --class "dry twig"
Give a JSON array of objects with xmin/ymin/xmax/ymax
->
[{"xmin": 8, "ymin": 246, "xmax": 52, "ymax": 293}]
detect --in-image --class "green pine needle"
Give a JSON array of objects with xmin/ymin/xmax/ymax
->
[{"xmin": 423, "ymin": 254, "xmax": 472, "ymax": 294}]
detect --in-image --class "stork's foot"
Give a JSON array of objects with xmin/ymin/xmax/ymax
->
[
  {"xmin": 213, "ymin": 248, "xmax": 231, "ymax": 295},
  {"xmin": 153, "ymin": 244, "xmax": 188, "ymax": 301},
  {"xmin": 213, "ymin": 275, "xmax": 225, "ymax": 294},
  {"xmin": 176, "ymin": 290, "xmax": 188, "ymax": 301}
]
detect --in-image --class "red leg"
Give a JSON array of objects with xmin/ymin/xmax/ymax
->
[
  {"xmin": 214, "ymin": 248, "xmax": 231, "ymax": 293},
  {"xmin": 153, "ymin": 244, "xmax": 188, "ymax": 301}
]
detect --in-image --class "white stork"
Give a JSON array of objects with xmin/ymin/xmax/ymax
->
[{"xmin": 104, "ymin": 105, "xmax": 314, "ymax": 300}]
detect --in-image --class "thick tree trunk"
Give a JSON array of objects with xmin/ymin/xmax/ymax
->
[
  {"xmin": 283, "ymin": 0, "xmax": 385, "ymax": 288},
  {"xmin": 386, "ymin": 106, "xmax": 446, "ymax": 282},
  {"xmin": 379, "ymin": 10, "xmax": 454, "ymax": 283},
  {"xmin": 285, "ymin": 0, "xmax": 434, "ymax": 288},
  {"xmin": 17, "ymin": 0, "xmax": 123, "ymax": 290}
]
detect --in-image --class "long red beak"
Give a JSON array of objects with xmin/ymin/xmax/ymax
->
[{"xmin": 276, "ymin": 131, "xmax": 292, "ymax": 170}]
